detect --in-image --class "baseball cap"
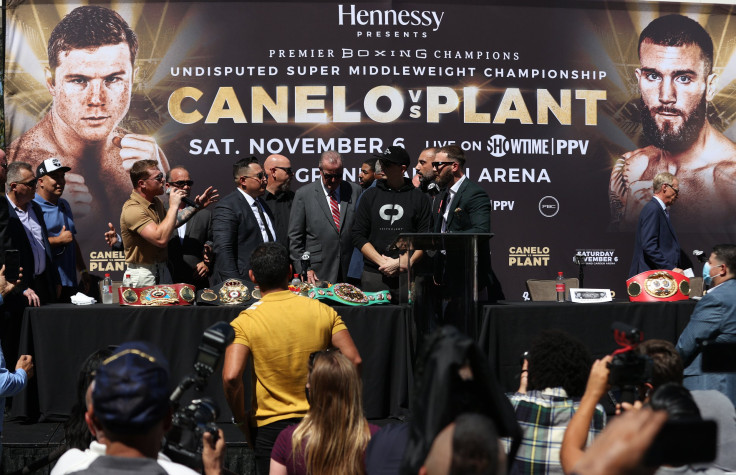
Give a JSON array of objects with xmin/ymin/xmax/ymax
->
[
  {"xmin": 93, "ymin": 341, "xmax": 170, "ymax": 434},
  {"xmin": 373, "ymin": 146, "xmax": 410, "ymax": 167},
  {"xmin": 36, "ymin": 158, "xmax": 71, "ymax": 178}
]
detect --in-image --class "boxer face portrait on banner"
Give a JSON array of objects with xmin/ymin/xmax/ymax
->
[
  {"xmin": 8, "ymin": 6, "xmax": 169, "ymax": 227},
  {"xmin": 608, "ymin": 14, "xmax": 736, "ymax": 230}
]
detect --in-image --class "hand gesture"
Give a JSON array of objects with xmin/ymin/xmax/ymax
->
[
  {"xmin": 195, "ymin": 186, "xmax": 220, "ymax": 208},
  {"xmin": 117, "ymin": 134, "xmax": 170, "ymax": 175},
  {"xmin": 104, "ymin": 222, "xmax": 119, "ymax": 248}
]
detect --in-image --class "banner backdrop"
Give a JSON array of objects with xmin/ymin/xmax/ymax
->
[{"xmin": 5, "ymin": 1, "xmax": 736, "ymax": 299}]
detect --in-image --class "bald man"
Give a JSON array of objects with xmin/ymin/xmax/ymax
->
[{"xmin": 262, "ymin": 154, "xmax": 294, "ymax": 247}]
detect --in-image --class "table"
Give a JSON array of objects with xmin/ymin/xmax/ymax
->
[
  {"xmin": 479, "ymin": 300, "xmax": 697, "ymax": 392},
  {"xmin": 10, "ymin": 303, "xmax": 412, "ymax": 422}
]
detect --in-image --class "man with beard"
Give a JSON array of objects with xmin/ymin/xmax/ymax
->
[
  {"xmin": 8, "ymin": 6, "xmax": 168, "ymax": 230},
  {"xmin": 262, "ymin": 154, "xmax": 294, "ymax": 247},
  {"xmin": 610, "ymin": 14, "xmax": 736, "ymax": 229},
  {"xmin": 359, "ymin": 158, "xmax": 378, "ymax": 189},
  {"xmin": 414, "ymin": 147, "xmax": 438, "ymax": 194}
]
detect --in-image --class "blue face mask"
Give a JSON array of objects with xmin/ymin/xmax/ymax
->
[{"xmin": 703, "ymin": 262, "xmax": 714, "ymax": 286}]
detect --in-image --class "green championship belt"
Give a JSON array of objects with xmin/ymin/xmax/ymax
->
[{"xmin": 305, "ymin": 282, "xmax": 390, "ymax": 306}]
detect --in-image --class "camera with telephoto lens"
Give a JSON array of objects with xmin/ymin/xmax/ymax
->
[
  {"xmin": 607, "ymin": 322, "xmax": 652, "ymax": 404},
  {"xmin": 163, "ymin": 321, "xmax": 234, "ymax": 469}
]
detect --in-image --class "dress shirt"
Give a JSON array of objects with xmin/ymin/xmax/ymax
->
[
  {"xmin": 6, "ymin": 195, "xmax": 45, "ymax": 276},
  {"xmin": 441, "ymin": 175, "xmax": 466, "ymax": 233},
  {"xmin": 237, "ymin": 188, "xmax": 276, "ymax": 242}
]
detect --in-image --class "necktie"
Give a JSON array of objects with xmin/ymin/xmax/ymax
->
[
  {"xmin": 664, "ymin": 208, "xmax": 670, "ymax": 220},
  {"xmin": 254, "ymin": 200, "xmax": 275, "ymax": 241},
  {"xmin": 330, "ymin": 192, "xmax": 340, "ymax": 231}
]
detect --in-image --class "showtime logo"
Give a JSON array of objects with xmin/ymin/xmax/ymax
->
[
  {"xmin": 338, "ymin": 4, "xmax": 445, "ymax": 32},
  {"xmin": 487, "ymin": 134, "xmax": 589, "ymax": 158}
]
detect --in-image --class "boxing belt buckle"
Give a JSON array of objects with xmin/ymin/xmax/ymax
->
[
  {"xmin": 626, "ymin": 270, "xmax": 690, "ymax": 302},
  {"xmin": 307, "ymin": 282, "xmax": 391, "ymax": 306},
  {"xmin": 119, "ymin": 283, "xmax": 196, "ymax": 306},
  {"xmin": 197, "ymin": 279, "xmax": 257, "ymax": 306}
]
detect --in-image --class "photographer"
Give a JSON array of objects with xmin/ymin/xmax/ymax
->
[{"xmin": 70, "ymin": 341, "xmax": 224, "ymax": 475}]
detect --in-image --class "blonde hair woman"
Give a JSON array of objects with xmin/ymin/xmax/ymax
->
[{"xmin": 270, "ymin": 350, "xmax": 379, "ymax": 475}]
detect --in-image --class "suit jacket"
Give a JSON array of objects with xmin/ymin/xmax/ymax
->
[
  {"xmin": 676, "ymin": 279, "xmax": 736, "ymax": 406},
  {"xmin": 434, "ymin": 178, "xmax": 502, "ymax": 299},
  {"xmin": 4, "ymin": 198, "xmax": 59, "ymax": 301},
  {"xmin": 288, "ymin": 181, "xmax": 361, "ymax": 283},
  {"xmin": 629, "ymin": 198, "xmax": 681, "ymax": 278},
  {"xmin": 165, "ymin": 203, "xmax": 212, "ymax": 289},
  {"xmin": 212, "ymin": 190, "xmax": 274, "ymax": 284}
]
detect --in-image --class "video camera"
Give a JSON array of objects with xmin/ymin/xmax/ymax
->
[
  {"xmin": 163, "ymin": 321, "xmax": 234, "ymax": 469},
  {"xmin": 608, "ymin": 322, "xmax": 652, "ymax": 404}
]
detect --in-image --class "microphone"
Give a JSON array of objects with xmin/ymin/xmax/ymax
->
[
  {"xmin": 301, "ymin": 252, "xmax": 311, "ymax": 281},
  {"xmin": 426, "ymin": 182, "xmax": 441, "ymax": 196},
  {"xmin": 572, "ymin": 252, "xmax": 585, "ymax": 265},
  {"xmin": 182, "ymin": 196, "xmax": 201, "ymax": 209},
  {"xmin": 693, "ymin": 250, "xmax": 706, "ymax": 263}
]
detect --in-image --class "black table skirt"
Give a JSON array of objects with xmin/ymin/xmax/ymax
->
[
  {"xmin": 478, "ymin": 300, "xmax": 697, "ymax": 392},
  {"xmin": 10, "ymin": 303, "xmax": 412, "ymax": 422}
]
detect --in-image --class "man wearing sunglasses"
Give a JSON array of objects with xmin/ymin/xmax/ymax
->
[
  {"xmin": 629, "ymin": 171, "xmax": 687, "ymax": 278},
  {"xmin": 2, "ymin": 162, "xmax": 60, "ymax": 362},
  {"xmin": 262, "ymin": 154, "xmax": 295, "ymax": 248},
  {"xmin": 288, "ymin": 151, "xmax": 362, "ymax": 284},
  {"xmin": 212, "ymin": 157, "xmax": 277, "ymax": 284},
  {"xmin": 33, "ymin": 158, "xmax": 94, "ymax": 301},
  {"xmin": 120, "ymin": 160, "xmax": 186, "ymax": 287},
  {"xmin": 163, "ymin": 167, "xmax": 218, "ymax": 290}
]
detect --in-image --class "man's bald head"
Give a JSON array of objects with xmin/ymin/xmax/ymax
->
[{"xmin": 263, "ymin": 154, "xmax": 292, "ymax": 194}]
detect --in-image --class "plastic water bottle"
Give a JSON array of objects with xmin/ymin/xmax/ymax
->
[
  {"xmin": 102, "ymin": 273, "xmax": 113, "ymax": 304},
  {"xmin": 291, "ymin": 273, "xmax": 302, "ymax": 286},
  {"xmin": 556, "ymin": 271, "xmax": 565, "ymax": 302},
  {"xmin": 122, "ymin": 273, "xmax": 132, "ymax": 288}
]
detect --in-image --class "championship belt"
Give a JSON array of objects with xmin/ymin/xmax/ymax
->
[
  {"xmin": 626, "ymin": 270, "xmax": 691, "ymax": 302},
  {"xmin": 119, "ymin": 284, "xmax": 196, "ymax": 306},
  {"xmin": 306, "ymin": 282, "xmax": 391, "ymax": 306},
  {"xmin": 196, "ymin": 279, "xmax": 259, "ymax": 306}
]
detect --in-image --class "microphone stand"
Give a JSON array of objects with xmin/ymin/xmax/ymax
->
[{"xmin": 573, "ymin": 253, "xmax": 586, "ymax": 288}]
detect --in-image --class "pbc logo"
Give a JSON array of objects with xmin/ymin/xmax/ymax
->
[
  {"xmin": 538, "ymin": 196, "xmax": 559, "ymax": 218},
  {"xmin": 379, "ymin": 204, "xmax": 404, "ymax": 225}
]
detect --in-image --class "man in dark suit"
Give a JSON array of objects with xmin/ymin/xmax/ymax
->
[
  {"xmin": 628, "ymin": 171, "xmax": 684, "ymax": 278},
  {"xmin": 0, "ymin": 150, "xmax": 10, "ymax": 261},
  {"xmin": 212, "ymin": 157, "xmax": 276, "ymax": 284},
  {"xmin": 288, "ymin": 151, "xmax": 361, "ymax": 284},
  {"xmin": 3, "ymin": 162, "xmax": 60, "ymax": 362},
  {"xmin": 433, "ymin": 146, "xmax": 503, "ymax": 331},
  {"xmin": 4, "ymin": 162, "xmax": 59, "ymax": 306},
  {"xmin": 164, "ymin": 166, "xmax": 215, "ymax": 289}
]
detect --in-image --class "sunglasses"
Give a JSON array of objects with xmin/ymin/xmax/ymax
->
[
  {"xmin": 664, "ymin": 183, "xmax": 679, "ymax": 197},
  {"xmin": 16, "ymin": 178, "xmax": 38, "ymax": 188},
  {"xmin": 244, "ymin": 172, "xmax": 267, "ymax": 181},
  {"xmin": 321, "ymin": 170, "xmax": 342, "ymax": 180},
  {"xmin": 432, "ymin": 161, "xmax": 455, "ymax": 170},
  {"xmin": 148, "ymin": 173, "xmax": 165, "ymax": 183},
  {"xmin": 272, "ymin": 167, "xmax": 293, "ymax": 175},
  {"xmin": 168, "ymin": 180, "xmax": 194, "ymax": 188}
]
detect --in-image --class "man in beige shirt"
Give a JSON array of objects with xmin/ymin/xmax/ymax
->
[{"xmin": 120, "ymin": 160, "xmax": 216, "ymax": 287}]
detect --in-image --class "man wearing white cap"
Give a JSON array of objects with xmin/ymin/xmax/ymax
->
[{"xmin": 34, "ymin": 158, "xmax": 92, "ymax": 300}]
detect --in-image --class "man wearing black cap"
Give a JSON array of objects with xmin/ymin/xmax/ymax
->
[
  {"xmin": 74, "ymin": 341, "xmax": 223, "ymax": 474},
  {"xmin": 352, "ymin": 145, "xmax": 431, "ymax": 300},
  {"xmin": 34, "ymin": 158, "xmax": 93, "ymax": 300}
]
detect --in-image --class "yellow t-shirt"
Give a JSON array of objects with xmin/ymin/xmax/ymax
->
[{"xmin": 230, "ymin": 289, "xmax": 348, "ymax": 426}]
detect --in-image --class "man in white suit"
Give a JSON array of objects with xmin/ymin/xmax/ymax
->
[{"xmin": 288, "ymin": 151, "xmax": 361, "ymax": 284}]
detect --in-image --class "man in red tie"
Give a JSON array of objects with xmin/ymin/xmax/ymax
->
[{"xmin": 288, "ymin": 151, "xmax": 361, "ymax": 284}]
